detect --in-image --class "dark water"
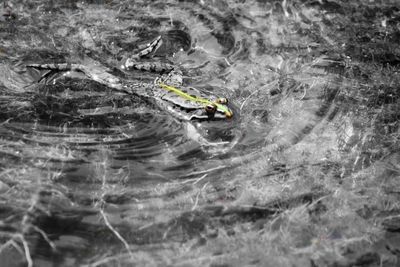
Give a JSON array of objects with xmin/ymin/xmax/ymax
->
[{"xmin": 1, "ymin": 1, "xmax": 399, "ymax": 266}]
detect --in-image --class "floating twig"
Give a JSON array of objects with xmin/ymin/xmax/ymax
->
[{"xmin": 240, "ymin": 80, "xmax": 278, "ymax": 113}]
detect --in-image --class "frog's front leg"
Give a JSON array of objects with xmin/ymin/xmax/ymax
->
[
  {"xmin": 154, "ymin": 69, "xmax": 183, "ymax": 88},
  {"xmin": 184, "ymin": 122, "xmax": 238, "ymax": 155}
]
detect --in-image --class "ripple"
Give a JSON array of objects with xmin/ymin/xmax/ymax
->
[{"xmin": 1, "ymin": 1, "xmax": 391, "ymax": 266}]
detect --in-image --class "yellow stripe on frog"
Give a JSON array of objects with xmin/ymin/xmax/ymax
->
[{"xmin": 158, "ymin": 82, "xmax": 233, "ymax": 118}]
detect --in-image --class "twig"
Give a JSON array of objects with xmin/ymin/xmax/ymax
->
[
  {"xmin": 138, "ymin": 222, "xmax": 157, "ymax": 231},
  {"xmin": 98, "ymin": 159, "xmax": 134, "ymax": 261},
  {"xmin": 194, "ymin": 45, "xmax": 231, "ymax": 65},
  {"xmin": 162, "ymin": 225, "xmax": 172, "ymax": 240},
  {"xmin": 99, "ymin": 209, "xmax": 132, "ymax": 257},
  {"xmin": 33, "ymin": 226, "xmax": 56, "ymax": 251},
  {"xmin": 170, "ymin": 174, "xmax": 208, "ymax": 186},
  {"xmin": 16, "ymin": 234, "xmax": 33, "ymax": 267},
  {"xmin": 0, "ymin": 239, "xmax": 19, "ymax": 254},
  {"xmin": 185, "ymin": 165, "xmax": 226, "ymax": 177},
  {"xmin": 191, "ymin": 191, "xmax": 201, "ymax": 211},
  {"xmin": 85, "ymin": 253, "xmax": 132, "ymax": 267},
  {"xmin": 298, "ymin": 86, "xmax": 307, "ymax": 100},
  {"xmin": 10, "ymin": 239, "xmax": 24, "ymax": 255},
  {"xmin": 191, "ymin": 181, "xmax": 209, "ymax": 211},
  {"xmin": 298, "ymin": 79, "xmax": 316, "ymax": 100},
  {"xmin": 193, "ymin": 174, "xmax": 208, "ymax": 185},
  {"xmin": 240, "ymin": 88, "xmax": 260, "ymax": 112},
  {"xmin": 240, "ymin": 80, "xmax": 278, "ymax": 112}
]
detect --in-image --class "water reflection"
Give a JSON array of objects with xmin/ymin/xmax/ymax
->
[{"xmin": 0, "ymin": 0, "xmax": 396, "ymax": 266}]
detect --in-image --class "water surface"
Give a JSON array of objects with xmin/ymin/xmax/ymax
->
[{"xmin": 0, "ymin": 1, "xmax": 399, "ymax": 266}]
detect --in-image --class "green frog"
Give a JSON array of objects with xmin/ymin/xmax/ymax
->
[{"xmin": 28, "ymin": 36, "xmax": 233, "ymax": 122}]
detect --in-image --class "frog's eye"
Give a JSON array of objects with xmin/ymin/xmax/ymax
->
[
  {"xmin": 205, "ymin": 104, "xmax": 217, "ymax": 114},
  {"xmin": 216, "ymin": 98, "xmax": 228, "ymax": 104}
]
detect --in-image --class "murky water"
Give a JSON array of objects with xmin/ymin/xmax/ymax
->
[{"xmin": 1, "ymin": 1, "xmax": 399, "ymax": 266}]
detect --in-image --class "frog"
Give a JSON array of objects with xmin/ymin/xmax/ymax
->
[{"xmin": 27, "ymin": 35, "xmax": 233, "ymax": 122}]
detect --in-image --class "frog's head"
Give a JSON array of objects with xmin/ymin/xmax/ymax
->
[
  {"xmin": 198, "ymin": 97, "xmax": 233, "ymax": 120},
  {"xmin": 158, "ymin": 83, "xmax": 233, "ymax": 121}
]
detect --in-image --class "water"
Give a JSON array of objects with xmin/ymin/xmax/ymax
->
[{"xmin": 1, "ymin": 1, "xmax": 399, "ymax": 266}]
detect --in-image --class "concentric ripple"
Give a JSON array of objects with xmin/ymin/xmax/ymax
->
[{"xmin": 1, "ymin": 0, "xmax": 394, "ymax": 266}]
